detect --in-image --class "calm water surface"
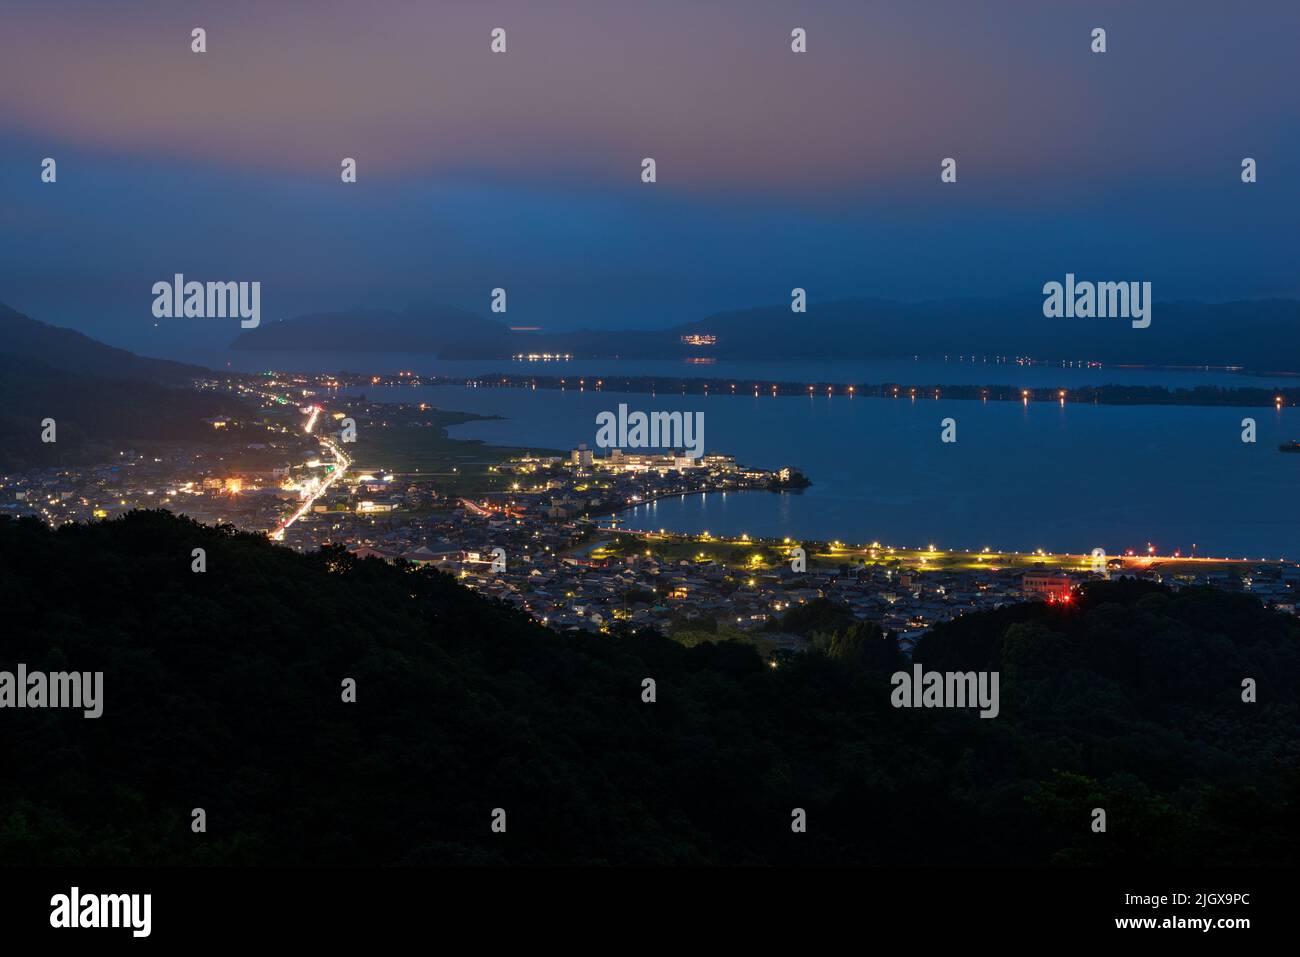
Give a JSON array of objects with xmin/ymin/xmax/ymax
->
[{"xmin": 349, "ymin": 381, "xmax": 1300, "ymax": 560}]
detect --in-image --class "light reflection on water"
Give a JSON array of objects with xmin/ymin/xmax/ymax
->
[{"xmin": 350, "ymin": 380, "xmax": 1300, "ymax": 559}]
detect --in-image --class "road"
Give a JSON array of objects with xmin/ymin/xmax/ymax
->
[{"xmin": 270, "ymin": 404, "xmax": 350, "ymax": 541}]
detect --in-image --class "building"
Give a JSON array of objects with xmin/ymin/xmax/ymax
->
[{"xmin": 1021, "ymin": 572, "xmax": 1074, "ymax": 601}]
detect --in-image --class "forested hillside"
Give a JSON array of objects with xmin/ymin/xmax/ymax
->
[{"xmin": 1, "ymin": 511, "xmax": 1295, "ymax": 865}]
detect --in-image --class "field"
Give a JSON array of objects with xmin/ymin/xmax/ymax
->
[{"xmin": 341, "ymin": 408, "xmax": 562, "ymax": 497}]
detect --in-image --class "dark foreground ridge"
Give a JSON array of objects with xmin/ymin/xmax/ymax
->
[{"xmin": 1, "ymin": 510, "xmax": 1296, "ymax": 866}]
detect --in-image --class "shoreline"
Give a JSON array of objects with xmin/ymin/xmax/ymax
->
[
  {"xmin": 241, "ymin": 379, "xmax": 1297, "ymax": 564},
  {"xmin": 590, "ymin": 482, "xmax": 807, "ymax": 524},
  {"xmin": 583, "ymin": 486, "xmax": 1294, "ymax": 567},
  {"xmin": 246, "ymin": 369, "xmax": 1300, "ymax": 410},
  {"xmin": 585, "ymin": 518, "xmax": 1297, "ymax": 572}
]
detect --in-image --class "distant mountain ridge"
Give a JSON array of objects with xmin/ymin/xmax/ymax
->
[
  {"xmin": 0, "ymin": 301, "xmax": 210, "ymax": 385},
  {"xmin": 0, "ymin": 354, "xmax": 239, "ymax": 470},
  {"xmin": 229, "ymin": 296, "xmax": 1300, "ymax": 371},
  {"xmin": 0, "ymin": 302, "xmax": 237, "ymax": 469}
]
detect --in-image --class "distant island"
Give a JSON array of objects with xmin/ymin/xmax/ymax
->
[
  {"xmin": 229, "ymin": 296, "xmax": 1300, "ymax": 372},
  {"xmin": 274, "ymin": 369, "xmax": 1300, "ymax": 410}
]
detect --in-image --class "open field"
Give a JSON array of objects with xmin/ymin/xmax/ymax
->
[{"xmin": 339, "ymin": 408, "xmax": 562, "ymax": 497}]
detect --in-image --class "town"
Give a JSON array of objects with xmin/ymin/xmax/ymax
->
[{"xmin": 4, "ymin": 372, "xmax": 1297, "ymax": 658}]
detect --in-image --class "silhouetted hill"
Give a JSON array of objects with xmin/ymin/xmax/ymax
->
[
  {"xmin": 229, "ymin": 304, "xmax": 518, "ymax": 357},
  {"xmin": 0, "ymin": 356, "xmax": 244, "ymax": 470},
  {"xmin": 1, "ymin": 510, "xmax": 1295, "ymax": 866},
  {"xmin": 0, "ymin": 302, "xmax": 210, "ymax": 385},
  {"xmin": 228, "ymin": 297, "xmax": 1300, "ymax": 370}
]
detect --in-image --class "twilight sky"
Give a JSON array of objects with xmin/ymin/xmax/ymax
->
[{"xmin": 2, "ymin": 0, "xmax": 1298, "ymax": 353}]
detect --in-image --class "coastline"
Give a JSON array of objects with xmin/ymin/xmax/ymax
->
[
  {"xmin": 249, "ymin": 368, "xmax": 1300, "ymax": 410},
  {"xmin": 583, "ymin": 520, "xmax": 1297, "ymax": 574}
]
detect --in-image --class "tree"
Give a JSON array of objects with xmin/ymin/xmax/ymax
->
[{"xmin": 827, "ymin": 621, "xmax": 903, "ymax": 672}]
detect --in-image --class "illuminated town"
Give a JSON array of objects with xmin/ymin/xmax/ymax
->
[{"xmin": 3, "ymin": 372, "xmax": 1296, "ymax": 655}]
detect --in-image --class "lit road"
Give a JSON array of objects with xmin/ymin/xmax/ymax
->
[{"xmin": 270, "ymin": 404, "xmax": 350, "ymax": 541}]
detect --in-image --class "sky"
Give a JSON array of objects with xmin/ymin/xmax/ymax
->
[{"xmin": 2, "ymin": 0, "xmax": 1298, "ymax": 354}]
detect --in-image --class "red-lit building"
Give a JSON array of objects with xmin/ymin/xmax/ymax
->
[{"xmin": 1020, "ymin": 573, "xmax": 1074, "ymax": 602}]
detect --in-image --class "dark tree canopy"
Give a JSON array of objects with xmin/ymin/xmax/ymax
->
[{"xmin": 0, "ymin": 511, "xmax": 1296, "ymax": 866}]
